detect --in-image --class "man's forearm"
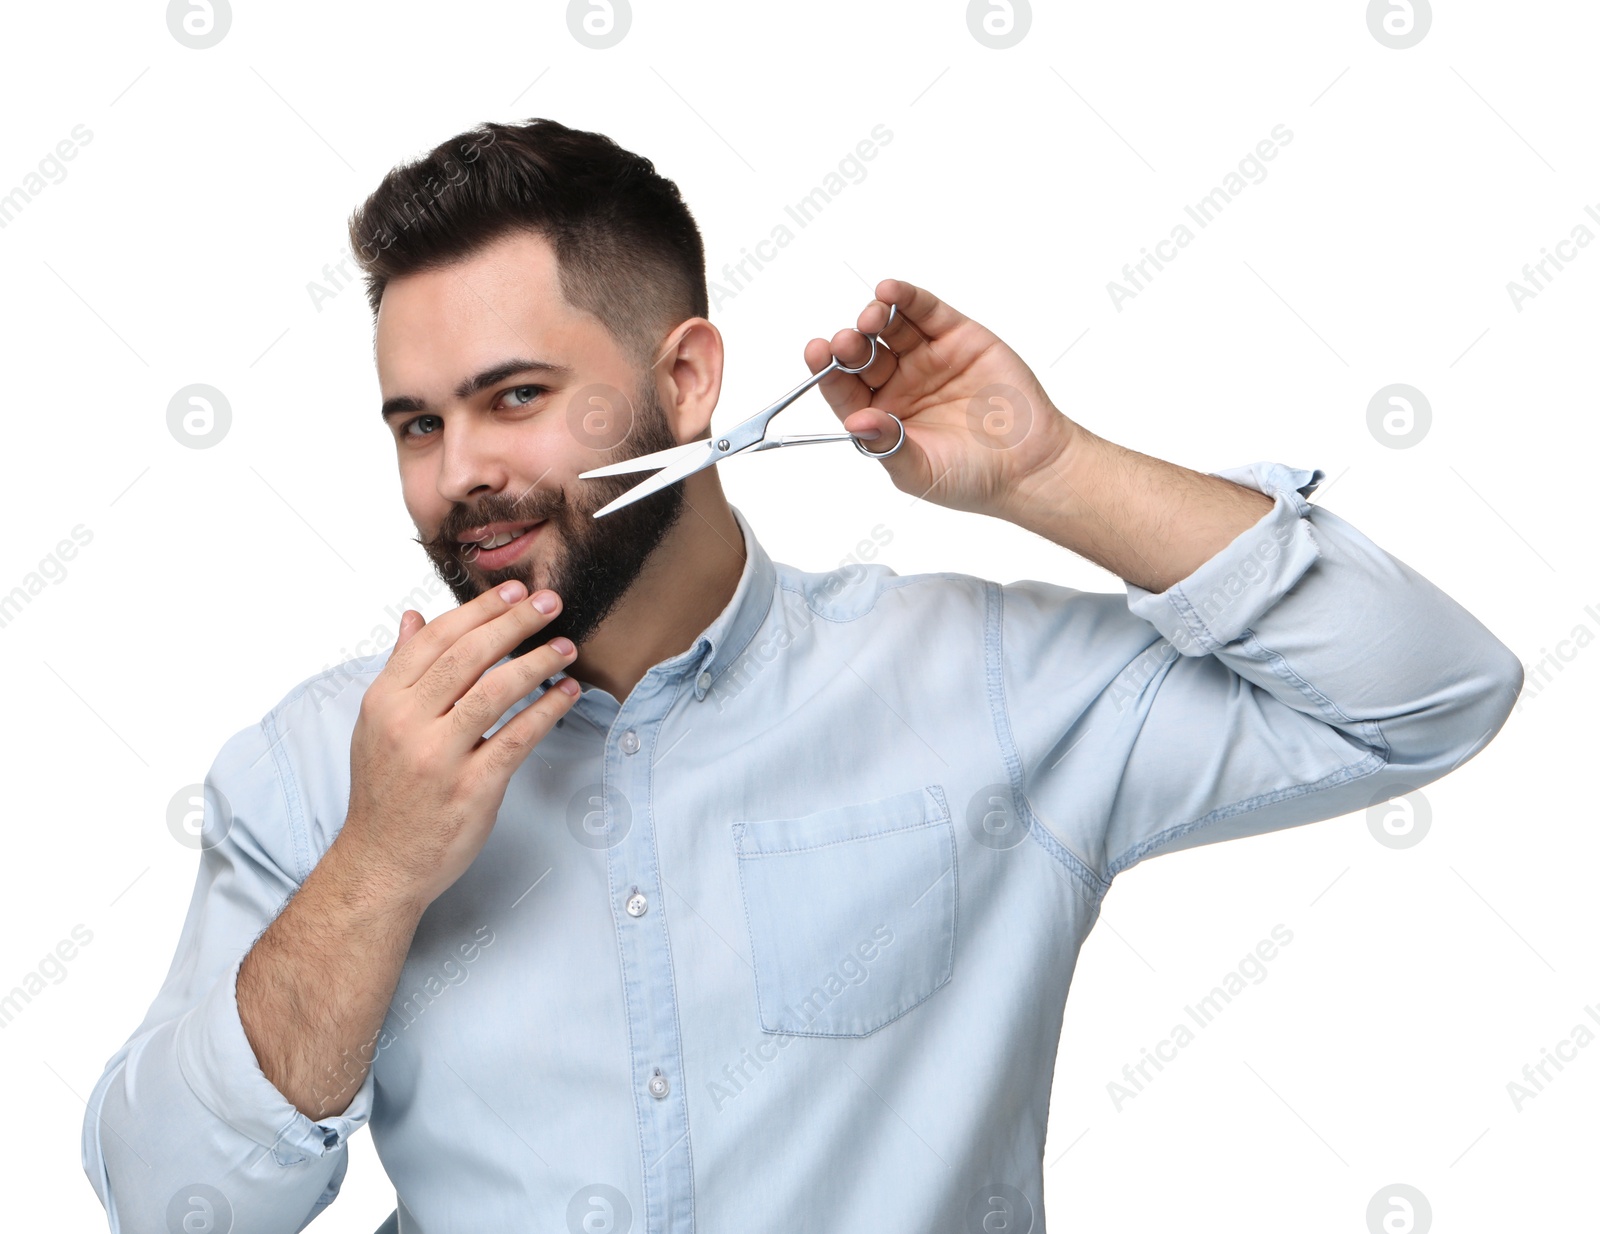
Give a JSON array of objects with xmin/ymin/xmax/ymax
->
[
  {"xmin": 236, "ymin": 834, "xmax": 426, "ymax": 1121},
  {"xmin": 1005, "ymin": 423, "xmax": 1275, "ymax": 594}
]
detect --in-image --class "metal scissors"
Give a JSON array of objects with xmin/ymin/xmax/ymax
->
[{"xmin": 578, "ymin": 305, "xmax": 907, "ymax": 518}]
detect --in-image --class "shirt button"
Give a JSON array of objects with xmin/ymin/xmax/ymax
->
[
  {"xmin": 626, "ymin": 890, "xmax": 648, "ymax": 917},
  {"xmin": 696, "ymin": 670, "xmax": 712, "ymax": 692},
  {"xmin": 619, "ymin": 729, "xmax": 640, "ymax": 755},
  {"xmin": 648, "ymin": 1069, "xmax": 670, "ymax": 1099}
]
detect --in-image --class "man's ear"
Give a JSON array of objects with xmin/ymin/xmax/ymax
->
[{"xmin": 652, "ymin": 317, "xmax": 724, "ymax": 443}]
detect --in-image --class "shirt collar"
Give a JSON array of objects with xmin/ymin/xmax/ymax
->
[
  {"xmin": 550, "ymin": 503, "xmax": 776, "ymax": 710},
  {"xmin": 681, "ymin": 503, "xmax": 776, "ymax": 701}
]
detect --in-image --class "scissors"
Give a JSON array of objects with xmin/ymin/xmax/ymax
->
[{"xmin": 578, "ymin": 305, "xmax": 907, "ymax": 518}]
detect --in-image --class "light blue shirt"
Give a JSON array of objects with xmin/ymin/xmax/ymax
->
[{"xmin": 83, "ymin": 462, "xmax": 1522, "ymax": 1233}]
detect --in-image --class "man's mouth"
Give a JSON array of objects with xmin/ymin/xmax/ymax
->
[{"xmin": 458, "ymin": 520, "xmax": 546, "ymax": 569}]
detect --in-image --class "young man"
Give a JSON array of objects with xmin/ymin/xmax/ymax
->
[{"xmin": 83, "ymin": 118, "xmax": 1522, "ymax": 1233}]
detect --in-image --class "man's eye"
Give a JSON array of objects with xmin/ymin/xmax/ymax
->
[
  {"xmin": 402, "ymin": 415, "xmax": 442, "ymax": 439},
  {"xmin": 503, "ymin": 385, "xmax": 546, "ymax": 407}
]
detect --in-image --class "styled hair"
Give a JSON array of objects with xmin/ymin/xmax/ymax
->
[{"xmin": 347, "ymin": 117, "xmax": 708, "ymax": 368}]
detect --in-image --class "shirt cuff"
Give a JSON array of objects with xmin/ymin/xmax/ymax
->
[
  {"xmin": 173, "ymin": 956, "xmax": 374, "ymax": 1165},
  {"xmin": 1125, "ymin": 461, "xmax": 1325, "ymax": 655}
]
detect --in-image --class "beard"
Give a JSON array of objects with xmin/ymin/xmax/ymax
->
[{"xmin": 416, "ymin": 378, "xmax": 689, "ymax": 658}]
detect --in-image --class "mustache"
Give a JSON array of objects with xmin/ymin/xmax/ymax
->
[{"xmin": 416, "ymin": 487, "xmax": 570, "ymax": 559}]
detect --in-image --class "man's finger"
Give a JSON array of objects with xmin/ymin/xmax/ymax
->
[
  {"xmin": 841, "ymin": 407, "xmax": 907, "ymax": 456},
  {"xmin": 473, "ymin": 678, "xmax": 580, "ymax": 777},
  {"xmin": 444, "ymin": 636, "xmax": 577, "ymax": 750},
  {"xmin": 869, "ymin": 278, "xmax": 967, "ymax": 342},
  {"xmin": 803, "ymin": 335, "xmax": 876, "ymax": 418},
  {"xmin": 831, "ymin": 322, "xmax": 899, "ymax": 391},
  {"xmin": 411, "ymin": 588, "xmax": 564, "ymax": 715},
  {"xmin": 395, "ymin": 610, "xmax": 424, "ymax": 650},
  {"xmin": 384, "ymin": 580, "xmax": 535, "ymax": 690}
]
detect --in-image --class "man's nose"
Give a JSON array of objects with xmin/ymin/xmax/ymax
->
[{"xmin": 436, "ymin": 414, "xmax": 511, "ymax": 505}]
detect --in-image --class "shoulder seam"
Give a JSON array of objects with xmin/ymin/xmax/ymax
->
[
  {"xmin": 257, "ymin": 710, "xmax": 314, "ymax": 885},
  {"xmin": 985, "ymin": 579, "xmax": 1112, "ymax": 902}
]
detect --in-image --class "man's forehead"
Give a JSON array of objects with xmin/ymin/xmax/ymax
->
[
  {"xmin": 374, "ymin": 235, "xmax": 592, "ymax": 388},
  {"xmin": 378, "ymin": 235, "xmax": 567, "ymax": 334}
]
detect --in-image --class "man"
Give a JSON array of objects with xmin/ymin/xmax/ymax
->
[{"xmin": 82, "ymin": 118, "xmax": 1522, "ymax": 1233}]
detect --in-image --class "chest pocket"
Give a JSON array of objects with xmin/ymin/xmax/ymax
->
[{"xmin": 732, "ymin": 784, "xmax": 956, "ymax": 1038}]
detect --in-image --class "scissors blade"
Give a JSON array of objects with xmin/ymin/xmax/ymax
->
[
  {"xmin": 588, "ymin": 445, "xmax": 719, "ymax": 519},
  {"xmin": 577, "ymin": 438, "xmax": 712, "ymax": 479}
]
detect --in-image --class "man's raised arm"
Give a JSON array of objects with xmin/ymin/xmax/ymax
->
[
  {"xmin": 996, "ymin": 444, "xmax": 1522, "ymax": 885},
  {"xmin": 808, "ymin": 279, "xmax": 1522, "ymax": 884}
]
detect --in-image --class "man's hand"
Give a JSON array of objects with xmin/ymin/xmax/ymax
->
[
  {"xmin": 808, "ymin": 278, "xmax": 1274, "ymax": 591},
  {"xmin": 339, "ymin": 580, "xmax": 580, "ymax": 909},
  {"xmin": 805, "ymin": 278, "xmax": 1075, "ymax": 521}
]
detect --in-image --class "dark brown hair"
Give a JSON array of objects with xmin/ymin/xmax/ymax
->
[{"xmin": 347, "ymin": 117, "xmax": 708, "ymax": 369}]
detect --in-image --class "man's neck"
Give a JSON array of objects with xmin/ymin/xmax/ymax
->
[{"xmin": 568, "ymin": 484, "xmax": 746, "ymax": 704}]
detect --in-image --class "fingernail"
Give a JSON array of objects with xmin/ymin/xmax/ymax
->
[
  {"xmin": 531, "ymin": 590, "xmax": 558, "ymax": 613},
  {"xmin": 558, "ymin": 678, "xmax": 580, "ymax": 695},
  {"xmin": 855, "ymin": 429, "xmax": 881, "ymax": 440},
  {"xmin": 550, "ymin": 637, "xmax": 575, "ymax": 656},
  {"xmin": 499, "ymin": 581, "xmax": 525, "ymax": 602}
]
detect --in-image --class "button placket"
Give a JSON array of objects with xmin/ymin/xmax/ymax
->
[{"xmin": 605, "ymin": 696, "xmax": 694, "ymax": 1233}]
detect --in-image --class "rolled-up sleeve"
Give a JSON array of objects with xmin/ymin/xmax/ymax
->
[
  {"xmin": 998, "ymin": 461, "xmax": 1525, "ymax": 889},
  {"xmin": 82, "ymin": 714, "xmax": 374, "ymax": 1233}
]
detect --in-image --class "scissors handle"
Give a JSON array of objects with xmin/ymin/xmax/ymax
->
[
  {"xmin": 751, "ymin": 419, "xmax": 906, "ymax": 458},
  {"xmin": 834, "ymin": 302, "xmax": 899, "ymax": 376},
  {"xmin": 726, "ymin": 304, "xmax": 901, "ymax": 455}
]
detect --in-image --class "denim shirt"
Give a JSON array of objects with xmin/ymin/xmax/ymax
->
[{"xmin": 82, "ymin": 462, "xmax": 1522, "ymax": 1234}]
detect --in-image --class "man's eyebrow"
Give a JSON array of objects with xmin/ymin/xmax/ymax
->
[{"xmin": 380, "ymin": 358, "xmax": 575, "ymax": 420}]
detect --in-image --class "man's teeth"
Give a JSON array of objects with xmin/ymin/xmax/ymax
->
[
  {"xmin": 474, "ymin": 523, "xmax": 539, "ymax": 551},
  {"xmin": 481, "ymin": 529, "xmax": 521, "ymax": 550}
]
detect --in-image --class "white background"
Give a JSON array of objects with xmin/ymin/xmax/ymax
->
[{"xmin": 1, "ymin": 1, "xmax": 1593, "ymax": 1230}]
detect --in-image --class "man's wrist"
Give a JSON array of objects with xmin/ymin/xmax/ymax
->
[
  {"xmin": 993, "ymin": 421, "xmax": 1277, "ymax": 593},
  {"xmin": 323, "ymin": 827, "xmax": 433, "ymax": 923},
  {"xmin": 997, "ymin": 416, "xmax": 1104, "ymax": 537}
]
